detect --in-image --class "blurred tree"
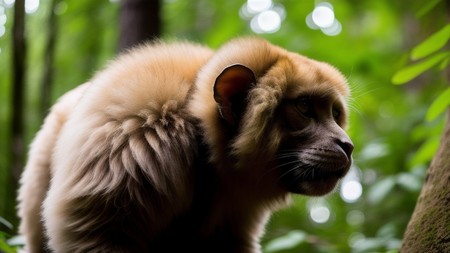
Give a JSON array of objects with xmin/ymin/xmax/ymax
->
[
  {"xmin": 400, "ymin": 17, "xmax": 450, "ymax": 253},
  {"xmin": 39, "ymin": 0, "xmax": 59, "ymax": 118},
  {"xmin": 401, "ymin": 109, "xmax": 450, "ymax": 252},
  {"xmin": 391, "ymin": 2, "xmax": 450, "ymax": 251},
  {"xmin": 8, "ymin": 0, "xmax": 26, "ymax": 226},
  {"xmin": 118, "ymin": 0, "xmax": 161, "ymax": 52}
]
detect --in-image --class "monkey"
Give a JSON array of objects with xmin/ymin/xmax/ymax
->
[{"xmin": 17, "ymin": 37, "xmax": 353, "ymax": 253}]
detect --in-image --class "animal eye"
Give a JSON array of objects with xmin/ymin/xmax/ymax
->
[
  {"xmin": 296, "ymin": 97, "xmax": 314, "ymax": 117},
  {"xmin": 332, "ymin": 107, "xmax": 341, "ymax": 120}
]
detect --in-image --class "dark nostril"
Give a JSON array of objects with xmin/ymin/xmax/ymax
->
[{"xmin": 337, "ymin": 139, "xmax": 354, "ymax": 158}]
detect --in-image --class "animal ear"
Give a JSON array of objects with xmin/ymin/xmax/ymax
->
[{"xmin": 213, "ymin": 64, "xmax": 256, "ymax": 125}]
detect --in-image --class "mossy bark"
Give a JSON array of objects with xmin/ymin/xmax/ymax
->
[{"xmin": 401, "ymin": 110, "xmax": 450, "ymax": 253}]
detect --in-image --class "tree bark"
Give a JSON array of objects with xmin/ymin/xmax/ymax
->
[
  {"xmin": 400, "ymin": 110, "xmax": 450, "ymax": 252},
  {"xmin": 40, "ymin": 0, "xmax": 59, "ymax": 119},
  {"xmin": 117, "ymin": 0, "xmax": 161, "ymax": 52},
  {"xmin": 8, "ymin": 0, "xmax": 26, "ymax": 224}
]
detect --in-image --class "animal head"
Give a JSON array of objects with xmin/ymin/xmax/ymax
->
[{"xmin": 190, "ymin": 37, "xmax": 353, "ymax": 196}]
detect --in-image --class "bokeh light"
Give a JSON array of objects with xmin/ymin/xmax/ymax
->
[
  {"xmin": 308, "ymin": 199, "xmax": 332, "ymax": 224},
  {"xmin": 341, "ymin": 180, "xmax": 363, "ymax": 203},
  {"xmin": 312, "ymin": 5, "xmax": 335, "ymax": 28},
  {"xmin": 247, "ymin": 0, "xmax": 272, "ymax": 14},
  {"xmin": 4, "ymin": 0, "xmax": 15, "ymax": 8},
  {"xmin": 2, "ymin": 0, "xmax": 40, "ymax": 13},
  {"xmin": 340, "ymin": 166, "xmax": 363, "ymax": 203},
  {"xmin": 321, "ymin": 20, "xmax": 342, "ymax": 36},
  {"xmin": 306, "ymin": 2, "xmax": 342, "ymax": 36},
  {"xmin": 241, "ymin": 0, "xmax": 285, "ymax": 34},
  {"xmin": 0, "ymin": 7, "xmax": 5, "ymax": 38},
  {"xmin": 0, "ymin": 15, "xmax": 6, "ymax": 26},
  {"xmin": 25, "ymin": 0, "xmax": 40, "ymax": 14},
  {"xmin": 251, "ymin": 10, "xmax": 281, "ymax": 34},
  {"xmin": 305, "ymin": 13, "xmax": 319, "ymax": 30},
  {"xmin": 310, "ymin": 205, "xmax": 331, "ymax": 224}
]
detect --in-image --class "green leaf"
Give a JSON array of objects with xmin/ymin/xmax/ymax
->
[
  {"xmin": 415, "ymin": 0, "xmax": 442, "ymax": 18},
  {"xmin": 439, "ymin": 56, "xmax": 450, "ymax": 70},
  {"xmin": 0, "ymin": 241, "xmax": 16, "ymax": 253},
  {"xmin": 0, "ymin": 217, "xmax": 13, "ymax": 230},
  {"xmin": 408, "ymin": 136, "xmax": 440, "ymax": 167},
  {"xmin": 0, "ymin": 232, "xmax": 16, "ymax": 253},
  {"xmin": 367, "ymin": 177, "xmax": 396, "ymax": 204},
  {"xmin": 411, "ymin": 24, "xmax": 450, "ymax": 60},
  {"xmin": 396, "ymin": 173, "xmax": 422, "ymax": 192},
  {"xmin": 392, "ymin": 52, "xmax": 450, "ymax": 84},
  {"xmin": 7, "ymin": 235, "xmax": 26, "ymax": 247},
  {"xmin": 264, "ymin": 230, "xmax": 306, "ymax": 252},
  {"xmin": 426, "ymin": 87, "xmax": 450, "ymax": 121}
]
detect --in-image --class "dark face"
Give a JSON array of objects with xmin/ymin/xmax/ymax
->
[{"xmin": 275, "ymin": 94, "xmax": 353, "ymax": 196}]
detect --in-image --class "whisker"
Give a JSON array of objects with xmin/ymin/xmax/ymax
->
[
  {"xmin": 270, "ymin": 150, "xmax": 308, "ymax": 162},
  {"xmin": 272, "ymin": 153, "xmax": 299, "ymax": 160},
  {"xmin": 259, "ymin": 149, "xmax": 319, "ymax": 183},
  {"xmin": 258, "ymin": 159, "xmax": 299, "ymax": 180},
  {"xmin": 278, "ymin": 165, "xmax": 301, "ymax": 180},
  {"xmin": 274, "ymin": 159, "xmax": 301, "ymax": 170},
  {"xmin": 297, "ymin": 165, "xmax": 315, "ymax": 180}
]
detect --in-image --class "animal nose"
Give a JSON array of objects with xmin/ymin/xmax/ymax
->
[{"xmin": 336, "ymin": 138, "xmax": 354, "ymax": 158}]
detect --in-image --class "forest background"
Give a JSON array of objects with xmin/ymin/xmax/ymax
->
[{"xmin": 0, "ymin": 0, "xmax": 449, "ymax": 252}]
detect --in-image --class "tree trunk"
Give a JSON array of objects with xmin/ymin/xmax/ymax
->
[
  {"xmin": 400, "ymin": 109, "xmax": 450, "ymax": 252},
  {"xmin": 8, "ymin": 0, "xmax": 26, "ymax": 225},
  {"xmin": 40, "ymin": 0, "xmax": 59, "ymax": 119},
  {"xmin": 118, "ymin": 0, "xmax": 161, "ymax": 52}
]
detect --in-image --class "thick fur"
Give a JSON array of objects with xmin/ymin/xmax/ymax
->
[{"xmin": 17, "ymin": 37, "xmax": 351, "ymax": 253}]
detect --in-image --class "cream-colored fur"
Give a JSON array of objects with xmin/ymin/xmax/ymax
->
[
  {"xmin": 17, "ymin": 37, "xmax": 350, "ymax": 253},
  {"xmin": 17, "ymin": 84, "xmax": 88, "ymax": 252}
]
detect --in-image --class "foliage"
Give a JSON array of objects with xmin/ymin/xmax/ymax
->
[
  {"xmin": 0, "ymin": 0, "xmax": 448, "ymax": 252},
  {"xmin": 0, "ymin": 216, "xmax": 21, "ymax": 252},
  {"xmin": 392, "ymin": 21, "xmax": 450, "ymax": 123},
  {"xmin": 391, "ymin": 0, "xmax": 450, "ymax": 179}
]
